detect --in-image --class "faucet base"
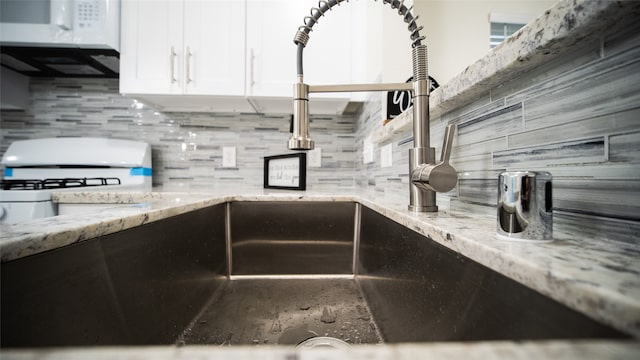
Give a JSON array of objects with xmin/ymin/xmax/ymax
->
[{"xmin": 408, "ymin": 204, "xmax": 438, "ymax": 212}]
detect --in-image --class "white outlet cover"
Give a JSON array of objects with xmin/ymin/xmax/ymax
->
[
  {"xmin": 363, "ymin": 136, "xmax": 374, "ymax": 164},
  {"xmin": 308, "ymin": 148, "xmax": 322, "ymax": 168},
  {"xmin": 222, "ymin": 146, "xmax": 236, "ymax": 167},
  {"xmin": 381, "ymin": 143, "xmax": 393, "ymax": 168}
]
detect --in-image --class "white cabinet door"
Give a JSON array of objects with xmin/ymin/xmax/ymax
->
[
  {"xmin": 245, "ymin": 0, "xmax": 297, "ymax": 97},
  {"xmin": 302, "ymin": 1, "xmax": 352, "ymax": 88},
  {"xmin": 246, "ymin": 0, "xmax": 352, "ymax": 98},
  {"xmin": 120, "ymin": 0, "xmax": 184, "ymax": 95},
  {"xmin": 350, "ymin": 0, "xmax": 382, "ymax": 85},
  {"xmin": 183, "ymin": 0, "xmax": 246, "ymax": 96},
  {"xmin": 121, "ymin": 0, "xmax": 246, "ymax": 97}
]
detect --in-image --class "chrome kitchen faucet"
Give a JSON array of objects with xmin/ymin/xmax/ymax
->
[{"xmin": 288, "ymin": 0, "xmax": 457, "ymax": 212}]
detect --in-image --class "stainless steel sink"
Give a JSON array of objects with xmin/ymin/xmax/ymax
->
[{"xmin": 0, "ymin": 202, "xmax": 629, "ymax": 347}]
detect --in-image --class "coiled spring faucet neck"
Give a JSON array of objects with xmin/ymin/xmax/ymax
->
[
  {"xmin": 289, "ymin": 0, "xmax": 428, "ymax": 152},
  {"xmin": 293, "ymin": 0, "xmax": 425, "ymax": 78},
  {"xmin": 289, "ymin": 1, "xmax": 457, "ymax": 213},
  {"xmin": 294, "ymin": 0, "xmax": 425, "ymax": 48}
]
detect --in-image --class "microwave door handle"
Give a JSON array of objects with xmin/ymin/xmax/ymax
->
[{"xmin": 51, "ymin": 0, "xmax": 73, "ymax": 30}]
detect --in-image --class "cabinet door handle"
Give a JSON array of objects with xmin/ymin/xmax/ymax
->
[
  {"xmin": 170, "ymin": 46, "xmax": 178, "ymax": 84},
  {"xmin": 186, "ymin": 47, "xmax": 193, "ymax": 84}
]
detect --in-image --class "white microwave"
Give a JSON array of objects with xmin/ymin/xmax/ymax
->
[
  {"xmin": 0, "ymin": 0, "xmax": 119, "ymax": 50},
  {"xmin": 0, "ymin": 0, "xmax": 120, "ymax": 77}
]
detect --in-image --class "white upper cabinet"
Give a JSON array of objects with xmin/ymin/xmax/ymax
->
[
  {"xmin": 245, "ymin": 0, "xmax": 353, "ymax": 114},
  {"xmin": 183, "ymin": 0, "xmax": 245, "ymax": 96},
  {"xmin": 246, "ymin": 0, "xmax": 352, "ymax": 97},
  {"xmin": 120, "ymin": 0, "xmax": 184, "ymax": 95},
  {"xmin": 120, "ymin": 0, "xmax": 363, "ymax": 114},
  {"xmin": 120, "ymin": 0, "xmax": 246, "ymax": 99}
]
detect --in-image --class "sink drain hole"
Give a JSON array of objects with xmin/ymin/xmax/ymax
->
[{"xmin": 296, "ymin": 336, "xmax": 351, "ymax": 350}]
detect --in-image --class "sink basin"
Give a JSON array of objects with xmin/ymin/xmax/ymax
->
[{"xmin": 0, "ymin": 201, "xmax": 629, "ymax": 347}]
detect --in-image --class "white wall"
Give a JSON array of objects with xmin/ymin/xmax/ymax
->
[
  {"xmin": 415, "ymin": 0, "xmax": 555, "ymax": 85},
  {"xmin": 381, "ymin": 1, "xmax": 415, "ymax": 83}
]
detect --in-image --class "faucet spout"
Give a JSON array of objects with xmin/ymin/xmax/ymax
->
[
  {"xmin": 289, "ymin": 81, "xmax": 314, "ymax": 151},
  {"xmin": 289, "ymin": 1, "xmax": 458, "ymax": 212}
]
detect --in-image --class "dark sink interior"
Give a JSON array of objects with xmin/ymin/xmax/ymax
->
[
  {"xmin": 0, "ymin": 201, "xmax": 629, "ymax": 347},
  {"xmin": 177, "ymin": 278, "xmax": 381, "ymax": 345}
]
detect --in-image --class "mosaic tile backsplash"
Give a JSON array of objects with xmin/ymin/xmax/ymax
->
[
  {"xmin": 1, "ymin": 22, "xmax": 638, "ymax": 244},
  {"xmin": 0, "ymin": 80, "xmax": 357, "ymax": 191}
]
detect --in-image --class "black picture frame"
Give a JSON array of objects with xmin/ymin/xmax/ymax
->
[{"xmin": 264, "ymin": 153, "xmax": 307, "ymax": 190}]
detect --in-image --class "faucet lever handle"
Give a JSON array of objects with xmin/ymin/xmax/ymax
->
[
  {"xmin": 411, "ymin": 124, "xmax": 458, "ymax": 193},
  {"xmin": 440, "ymin": 124, "xmax": 456, "ymax": 165}
]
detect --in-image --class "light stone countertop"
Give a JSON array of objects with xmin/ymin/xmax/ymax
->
[{"xmin": 2, "ymin": 0, "xmax": 640, "ymax": 358}]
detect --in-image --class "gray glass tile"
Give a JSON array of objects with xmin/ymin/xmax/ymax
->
[{"xmin": 493, "ymin": 137, "xmax": 605, "ymax": 168}]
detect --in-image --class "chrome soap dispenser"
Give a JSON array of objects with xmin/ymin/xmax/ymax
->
[{"xmin": 497, "ymin": 171, "xmax": 553, "ymax": 242}]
